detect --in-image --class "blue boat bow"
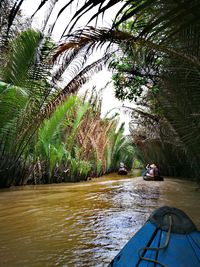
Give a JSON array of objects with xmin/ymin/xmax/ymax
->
[{"xmin": 109, "ymin": 206, "xmax": 200, "ymax": 267}]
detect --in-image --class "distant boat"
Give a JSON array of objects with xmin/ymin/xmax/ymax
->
[
  {"xmin": 109, "ymin": 206, "xmax": 200, "ymax": 267},
  {"xmin": 143, "ymin": 175, "xmax": 164, "ymax": 181},
  {"xmin": 118, "ymin": 167, "xmax": 128, "ymax": 175}
]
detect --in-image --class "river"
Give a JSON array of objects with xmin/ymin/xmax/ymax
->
[{"xmin": 0, "ymin": 173, "xmax": 200, "ymax": 267}]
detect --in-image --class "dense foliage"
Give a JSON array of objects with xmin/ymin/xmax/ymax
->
[
  {"xmin": 109, "ymin": 2, "xmax": 200, "ymax": 179},
  {"xmin": 49, "ymin": 0, "xmax": 200, "ymax": 180},
  {"xmin": 1, "ymin": 0, "xmax": 200, "ymax": 185},
  {"xmin": 34, "ymin": 94, "xmax": 135, "ymax": 184},
  {"xmin": 0, "ymin": 24, "xmax": 135, "ymax": 187}
]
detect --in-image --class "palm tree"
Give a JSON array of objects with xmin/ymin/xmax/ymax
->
[{"xmin": 0, "ymin": 28, "xmax": 55, "ymax": 186}]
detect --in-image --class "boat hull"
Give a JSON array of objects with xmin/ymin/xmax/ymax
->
[
  {"xmin": 109, "ymin": 206, "xmax": 200, "ymax": 267},
  {"xmin": 118, "ymin": 168, "xmax": 128, "ymax": 175},
  {"xmin": 143, "ymin": 175, "xmax": 164, "ymax": 181}
]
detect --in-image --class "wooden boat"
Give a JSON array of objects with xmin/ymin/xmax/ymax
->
[
  {"xmin": 143, "ymin": 175, "xmax": 164, "ymax": 181},
  {"xmin": 118, "ymin": 162, "xmax": 128, "ymax": 175},
  {"xmin": 109, "ymin": 206, "xmax": 200, "ymax": 267},
  {"xmin": 118, "ymin": 167, "xmax": 128, "ymax": 175}
]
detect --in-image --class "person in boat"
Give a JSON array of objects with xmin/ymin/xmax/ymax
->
[
  {"xmin": 120, "ymin": 162, "xmax": 125, "ymax": 168},
  {"xmin": 142, "ymin": 163, "xmax": 150, "ymax": 176},
  {"xmin": 145, "ymin": 164, "xmax": 151, "ymax": 174},
  {"xmin": 145, "ymin": 163, "xmax": 159, "ymax": 177},
  {"xmin": 146, "ymin": 164, "xmax": 154, "ymax": 177},
  {"xmin": 143, "ymin": 163, "xmax": 163, "ymax": 181},
  {"xmin": 118, "ymin": 162, "xmax": 128, "ymax": 175},
  {"xmin": 153, "ymin": 164, "xmax": 160, "ymax": 177}
]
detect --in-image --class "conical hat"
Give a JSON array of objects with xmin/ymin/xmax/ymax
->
[{"xmin": 150, "ymin": 164, "xmax": 157, "ymax": 168}]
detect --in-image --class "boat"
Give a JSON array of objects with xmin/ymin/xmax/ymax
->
[
  {"xmin": 118, "ymin": 162, "xmax": 128, "ymax": 175},
  {"xmin": 118, "ymin": 167, "xmax": 128, "ymax": 175},
  {"xmin": 109, "ymin": 206, "xmax": 200, "ymax": 266},
  {"xmin": 143, "ymin": 175, "xmax": 164, "ymax": 181}
]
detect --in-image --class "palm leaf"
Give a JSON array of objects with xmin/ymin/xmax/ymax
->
[
  {"xmin": 59, "ymin": 27, "xmax": 200, "ymax": 68},
  {"xmin": 67, "ymin": 102, "xmax": 90, "ymax": 155},
  {"xmin": 40, "ymin": 54, "xmax": 109, "ymax": 118},
  {"xmin": 0, "ymin": 28, "xmax": 54, "ymax": 168},
  {"xmin": 37, "ymin": 95, "xmax": 77, "ymax": 153}
]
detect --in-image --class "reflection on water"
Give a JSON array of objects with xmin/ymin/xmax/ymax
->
[{"xmin": 0, "ymin": 173, "xmax": 200, "ymax": 267}]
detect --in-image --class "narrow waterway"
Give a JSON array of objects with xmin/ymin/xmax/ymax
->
[{"xmin": 0, "ymin": 173, "xmax": 200, "ymax": 267}]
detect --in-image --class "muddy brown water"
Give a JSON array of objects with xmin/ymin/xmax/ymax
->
[{"xmin": 0, "ymin": 172, "xmax": 200, "ymax": 267}]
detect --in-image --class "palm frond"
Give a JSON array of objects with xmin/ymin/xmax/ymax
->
[
  {"xmin": 37, "ymin": 95, "xmax": 77, "ymax": 152},
  {"xmin": 2, "ymin": 29, "xmax": 42, "ymax": 85},
  {"xmin": 40, "ymin": 54, "xmax": 109, "ymax": 118},
  {"xmin": 67, "ymin": 102, "xmax": 90, "ymax": 155},
  {"xmin": 59, "ymin": 27, "xmax": 200, "ymax": 68}
]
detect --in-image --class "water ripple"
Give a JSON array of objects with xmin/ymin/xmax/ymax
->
[{"xmin": 0, "ymin": 176, "xmax": 200, "ymax": 266}]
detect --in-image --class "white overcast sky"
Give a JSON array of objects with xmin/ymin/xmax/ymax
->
[{"xmin": 21, "ymin": 0, "xmax": 135, "ymax": 134}]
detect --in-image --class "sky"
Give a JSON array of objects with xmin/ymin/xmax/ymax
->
[{"xmin": 21, "ymin": 0, "xmax": 135, "ymax": 134}]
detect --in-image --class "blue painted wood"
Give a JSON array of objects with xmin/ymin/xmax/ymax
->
[
  {"xmin": 190, "ymin": 231, "xmax": 200, "ymax": 249},
  {"xmin": 109, "ymin": 222, "xmax": 157, "ymax": 267},
  {"xmin": 110, "ymin": 227, "xmax": 200, "ymax": 266},
  {"xmin": 138, "ymin": 229, "xmax": 162, "ymax": 267},
  {"xmin": 187, "ymin": 233, "xmax": 200, "ymax": 260},
  {"xmin": 109, "ymin": 209, "xmax": 200, "ymax": 267},
  {"xmin": 157, "ymin": 231, "xmax": 200, "ymax": 267}
]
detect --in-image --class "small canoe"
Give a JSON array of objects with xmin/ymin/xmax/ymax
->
[
  {"xmin": 118, "ymin": 168, "xmax": 128, "ymax": 175},
  {"xmin": 143, "ymin": 175, "xmax": 164, "ymax": 181},
  {"xmin": 109, "ymin": 206, "xmax": 200, "ymax": 267}
]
